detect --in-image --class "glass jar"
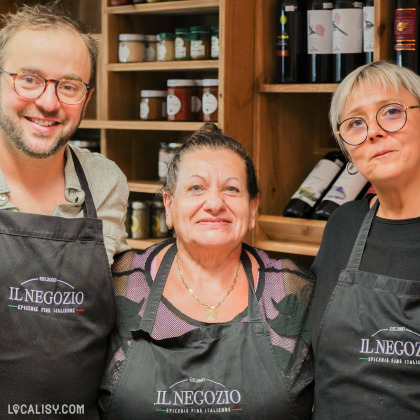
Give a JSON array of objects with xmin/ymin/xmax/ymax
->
[
  {"xmin": 158, "ymin": 142, "xmax": 181, "ymax": 182},
  {"xmin": 157, "ymin": 32, "xmax": 175, "ymax": 62},
  {"xmin": 167, "ymin": 79, "xmax": 195, "ymax": 121},
  {"xmin": 131, "ymin": 201, "xmax": 150, "ymax": 239},
  {"xmin": 140, "ymin": 90, "xmax": 167, "ymax": 120},
  {"xmin": 190, "ymin": 26, "xmax": 211, "ymax": 60},
  {"xmin": 202, "ymin": 79, "xmax": 219, "ymax": 122},
  {"xmin": 174, "ymin": 28, "xmax": 190, "ymax": 60},
  {"xmin": 125, "ymin": 202, "xmax": 132, "ymax": 238},
  {"xmin": 151, "ymin": 201, "xmax": 169, "ymax": 238},
  {"xmin": 118, "ymin": 34, "xmax": 145, "ymax": 63},
  {"xmin": 144, "ymin": 35, "xmax": 159, "ymax": 62},
  {"xmin": 211, "ymin": 26, "xmax": 219, "ymax": 59}
]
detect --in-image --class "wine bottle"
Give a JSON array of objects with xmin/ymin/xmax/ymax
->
[
  {"xmin": 275, "ymin": 0, "xmax": 307, "ymax": 83},
  {"xmin": 394, "ymin": 0, "xmax": 419, "ymax": 73},
  {"xmin": 333, "ymin": 0, "xmax": 364, "ymax": 82},
  {"xmin": 363, "ymin": 0, "xmax": 375, "ymax": 63},
  {"xmin": 307, "ymin": 0, "xmax": 334, "ymax": 83},
  {"xmin": 314, "ymin": 163, "xmax": 368, "ymax": 220},
  {"xmin": 283, "ymin": 151, "xmax": 346, "ymax": 218}
]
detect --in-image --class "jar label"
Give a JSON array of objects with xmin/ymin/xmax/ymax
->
[
  {"xmin": 192, "ymin": 95, "xmax": 201, "ymax": 113},
  {"xmin": 291, "ymin": 159, "xmax": 343, "ymax": 206},
  {"xmin": 307, "ymin": 10, "xmax": 333, "ymax": 54},
  {"xmin": 191, "ymin": 40, "xmax": 206, "ymax": 58},
  {"xmin": 145, "ymin": 45, "xmax": 156, "ymax": 61},
  {"xmin": 140, "ymin": 101, "xmax": 149, "ymax": 119},
  {"xmin": 175, "ymin": 37, "xmax": 187, "ymax": 59},
  {"xmin": 363, "ymin": 6, "xmax": 374, "ymax": 53},
  {"xmin": 118, "ymin": 42, "xmax": 131, "ymax": 63},
  {"xmin": 202, "ymin": 92, "xmax": 218, "ymax": 115},
  {"xmin": 157, "ymin": 43, "xmax": 168, "ymax": 61},
  {"xmin": 211, "ymin": 35, "xmax": 219, "ymax": 58},
  {"xmin": 332, "ymin": 9, "xmax": 363, "ymax": 54},
  {"xmin": 167, "ymin": 94, "xmax": 182, "ymax": 116}
]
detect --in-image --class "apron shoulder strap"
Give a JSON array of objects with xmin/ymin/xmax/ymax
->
[{"xmin": 69, "ymin": 146, "xmax": 97, "ymax": 219}]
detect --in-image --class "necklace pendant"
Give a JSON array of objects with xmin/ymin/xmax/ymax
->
[{"xmin": 208, "ymin": 307, "xmax": 217, "ymax": 320}]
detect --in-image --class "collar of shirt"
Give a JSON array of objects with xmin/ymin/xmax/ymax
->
[{"xmin": 0, "ymin": 145, "xmax": 86, "ymax": 216}]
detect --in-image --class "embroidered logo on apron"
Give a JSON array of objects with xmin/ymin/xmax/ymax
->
[
  {"xmin": 8, "ymin": 277, "xmax": 85, "ymax": 314},
  {"xmin": 155, "ymin": 377, "xmax": 242, "ymax": 415},
  {"xmin": 359, "ymin": 326, "xmax": 420, "ymax": 365}
]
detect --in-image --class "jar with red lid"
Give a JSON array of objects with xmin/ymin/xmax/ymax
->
[
  {"xmin": 202, "ymin": 79, "xmax": 219, "ymax": 122},
  {"xmin": 166, "ymin": 79, "xmax": 194, "ymax": 121}
]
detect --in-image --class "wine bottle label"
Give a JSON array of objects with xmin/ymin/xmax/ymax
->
[
  {"xmin": 323, "ymin": 167, "xmax": 367, "ymax": 205},
  {"xmin": 291, "ymin": 159, "xmax": 343, "ymax": 207},
  {"xmin": 394, "ymin": 9, "xmax": 417, "ymax": 51},
  {"xmin": 308, "ymin": 10, "xmax": 333, "ymax": 54},
  {"xmin": 363, "ymin": 6, "xmax": 375, "ymax": 52},
  {"xmin": 333, "ymin": 8, "xmax": 363, "ymax": 54}
]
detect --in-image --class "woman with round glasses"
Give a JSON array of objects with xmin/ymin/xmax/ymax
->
[{"xmin": 311, "ymin": 60, "xmax": 420, "ymax": 419}]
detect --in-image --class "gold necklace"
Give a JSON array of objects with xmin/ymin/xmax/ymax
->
[{"xmin": 175, "ymin": 254, "xmax": 241, "ymax": 321}]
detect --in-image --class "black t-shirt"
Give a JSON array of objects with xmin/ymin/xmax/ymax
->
[{"xmin": 311, "ymin": 198, "xmax": 420, "ymax": 353}]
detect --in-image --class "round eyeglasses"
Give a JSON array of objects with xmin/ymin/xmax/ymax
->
[
  {"xmin": 0, "ymin": 69, "xmax": 93, "ymax": 105},
  {"xmin": 336, "ymin": 103, "xmax": 420, "ymax": 146}
]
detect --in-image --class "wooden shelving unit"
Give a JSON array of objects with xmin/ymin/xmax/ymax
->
[{"xmin": 253, "ymin": 0, "xmax": 395, "ymax": 257}]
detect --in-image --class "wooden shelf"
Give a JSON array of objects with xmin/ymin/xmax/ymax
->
[
  {"xmin": 260, "ymin": 83, "xmax": 339, "ymax": 93},
  {"xmin": 128, "ymin": 180, "xmax": 163, "ymax": 194},
  {"xmin": 256, "ymin": 215, "xmax": 326, "ymax": 257},
  {"xmin": 80, "ymin": 120, "xmax": 205, "ymax": 130},
  {"xmin": 127, "ymin": 237, "xmax": 165, "ymax": 250},
  {"xmin": 107, "ymin": 60, "xmax": 219, "ymax": 72},
  {"xmin": 107, "ymin": 0, "xmax": 219, "ymax": 15}
]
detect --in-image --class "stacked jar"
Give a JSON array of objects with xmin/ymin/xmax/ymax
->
[
  {"xmin": 201, "ymin": 79, "xmax": 219, "ymax": 122},
  {"xmin": 157, "ymin": 32, "xmax": 175, "ymax": 62},
  {"xmin": 140, "ymin": 90, "xmax": 167, "ymax": 120},
  {"xmin": 158, "ymin": 142, "xmax": 182, "ymax": 182},
  {"xmin": 167, "ymin": 79, "xmax": 195, "ymax": 121},
  {"xmin": 118, "ymin": 34, "xmax": 145, "ymax": 63},
  {"xmin": 190, "ymin": 26, "xmax": 211, "ymax": 60}
]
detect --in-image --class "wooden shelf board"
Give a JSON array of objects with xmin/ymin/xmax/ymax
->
[
  {"xmin": 257, "ymin": 215, "xmax": 326, "ymax": 256},
  {"xmin": 128, "ymin": 180, "xmax": 163, "ymax": 194},
  {"xmin": 260, "ymin": 83, "xmax": 339, "ymax": 93},
  {"xmin": 80, "ymin": 120, "xmax": 205, "ymax": 130},
  {"xmin": 127, "ymin": 237, "xmax": 165, "ymax": 250},
  {"xmin": 107, "ymin": 60, "xmax": 218, "ymax": 72},
  {"xmin": 107, "ymin": 0, "xmax": 219, "ymax": 15}
]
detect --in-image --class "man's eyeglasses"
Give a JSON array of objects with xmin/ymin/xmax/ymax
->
[
  {"xmin": 336, "ymin": 103, "xmax": 420, "ymax": 146},
  {"xmin": 0, "ymin": 69, "xmax": 93, "ymax": 105}
]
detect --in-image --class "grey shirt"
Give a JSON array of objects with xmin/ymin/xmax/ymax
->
[{"xmin": 0, "ymin": 145, "xmax": 130, "ymax": 264}]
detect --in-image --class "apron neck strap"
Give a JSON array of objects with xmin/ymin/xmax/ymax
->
[
  {"xmin": 138, "ymin": 244, "xmax": 262, "ymax": 335},
  {"xmin": 69, "ymin": 146, "xmax": 97, "ymax": 219},
  {"xmin": 345, "ymin": 199, "xmax": 379, "ymax": 271}
]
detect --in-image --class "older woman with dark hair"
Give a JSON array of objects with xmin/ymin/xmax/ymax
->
[
  {"xmin": 312, "ymin": 61, "xmax": 420, "ymax": 418},
  {"xmin": 99, "ymin": 123, "xmax": 314, "ymax": 419}
]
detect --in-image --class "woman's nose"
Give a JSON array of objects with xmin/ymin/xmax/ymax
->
[
  {"xmin": 203, "ymin": 190, "xmax": 225, "ymax": 212},
  {"xmin": 366, "ymin": 116, "xmax": 387, "ymax": 141}
]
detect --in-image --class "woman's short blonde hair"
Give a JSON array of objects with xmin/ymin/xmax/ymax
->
[{"xmin": 330, "ymin": 61, "xmax": 420, "ymax": 160}]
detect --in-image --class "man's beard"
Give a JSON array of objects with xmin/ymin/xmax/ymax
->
[{"xmin": 0, "ymin": 104, "xmax": 79, "ymax": 159}]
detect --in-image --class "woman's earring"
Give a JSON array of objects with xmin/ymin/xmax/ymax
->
[{"xmin": 346, "ymin": 161, "xmax": 358, "ymax": 175}]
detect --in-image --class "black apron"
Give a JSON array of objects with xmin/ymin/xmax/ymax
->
[
  {"xmin": 105, "ymin": 244, "xmax": 303, "ymax": 419},
  {"xmin": 0, "ymin": 148, "xmax": 116, "ymax": 419},
  {"xmin": 313, "ymin": 201, "xmax": 420, "ymax": 419}
]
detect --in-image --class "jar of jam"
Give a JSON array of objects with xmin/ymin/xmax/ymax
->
[
  {"xmin": 174, "ymin": 28, "xmax": 190, "ymax": 60},
  {"xmin": 131, "ymin": 201, "xmax": 150, "ymax": 239},
  {"xmin": 151, "ymin": 201, "xmax": 169, "ymax": 238},
  {"xmin": 211, "ymin": 26, "xmax": 219, "ymax": 59},
  {"xmin": 157, "ymin": 32, "xmax": 175, "ymax": 62},
  {"xmin": 140, "ymin": 90, "xmax": 167, "ymax": 120},
  {"xmin": 190, "ymin": 26, "xmax": 211, "ymax": 60},
  {"xmin": 158, "ymin": 142, "xmax": 182, "ymax": 182},
  {"xmin": 144, "ymin": 35, "xmax": 159, "ymax": 62},
  {"xmin": 202, "ymin": 79, "xmax": 219, "ymax": 122},
  {"xmin": 167, "ymin": 79, "xmax": 194, "ymax": 121},
  {"xmin": 118, "ymin": 34, "xmax": 145, "ymax": 63}
]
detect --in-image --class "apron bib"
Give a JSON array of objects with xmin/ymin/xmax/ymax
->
[
  {"xmin": 105, "ymin": 244, "xmax": 301, "ymax": 419},
  {"xmin": 0, "ymin": 148, "xmax": 116, "ymax": 419},
  {"xmin": 314, "ymin": 201, "xmax": 420, "ymax": 419}
]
